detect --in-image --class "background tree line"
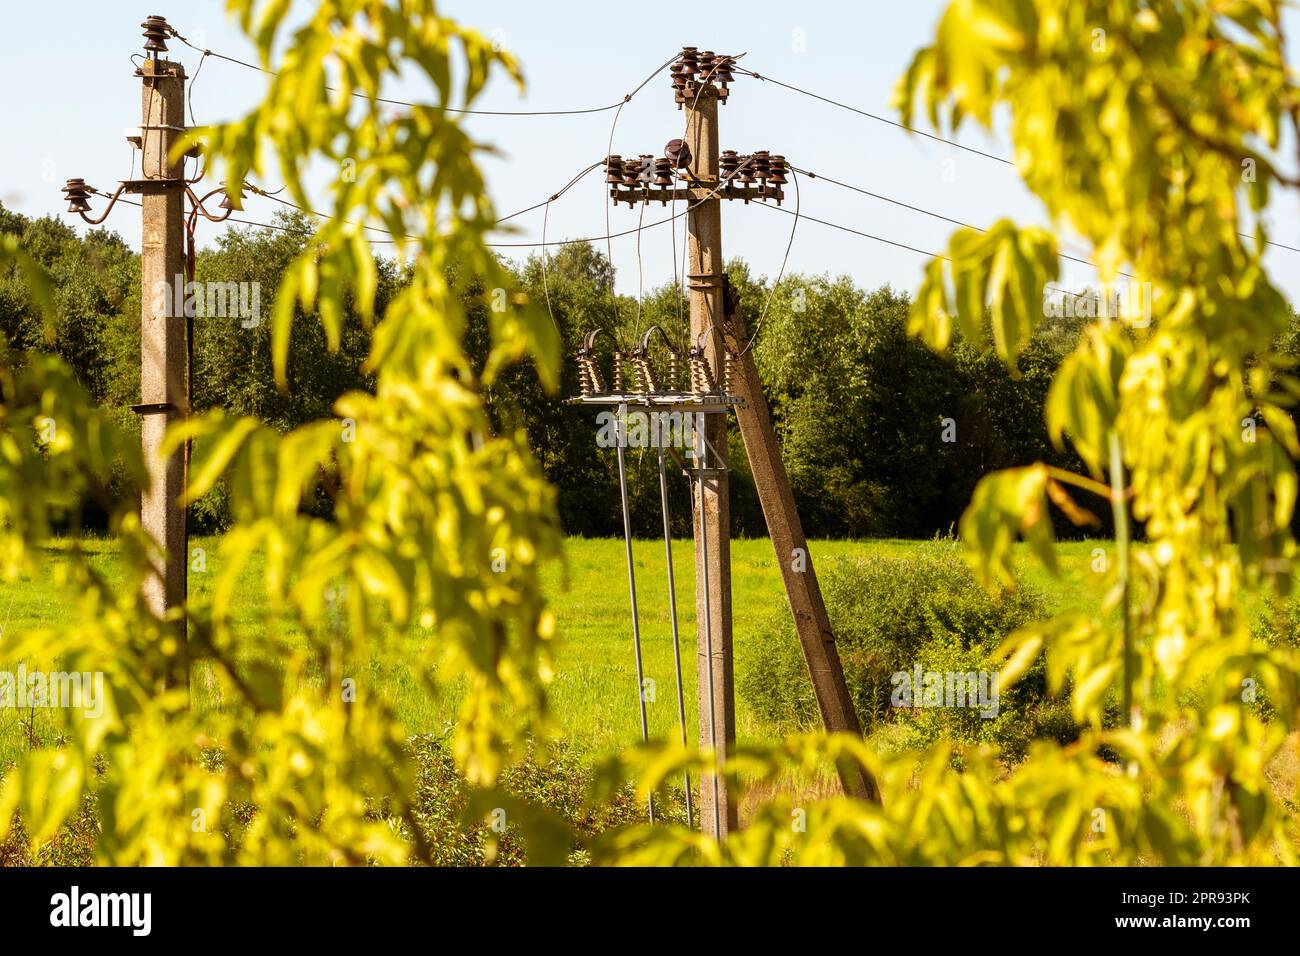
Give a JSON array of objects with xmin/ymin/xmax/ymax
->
[{"xmin": 5, "ymin": 201, "xmax": 1292, "ymax": 540}]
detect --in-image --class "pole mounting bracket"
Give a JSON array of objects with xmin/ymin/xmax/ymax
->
[{"xmin": 129, "ymin": 402, "xmax": 177, "ymax": 416}]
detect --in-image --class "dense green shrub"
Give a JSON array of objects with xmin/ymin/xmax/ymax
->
[
  {"xmin": 2, "ymin": 734, "xmax": 662, "ymax": 867},
  {"xmin": 403, "ymin": 735, "xmax": 666, "ymax": 865},
  {"xmin": 739, "ymin": 538, "xmax": 1074, "ymax": 758}
]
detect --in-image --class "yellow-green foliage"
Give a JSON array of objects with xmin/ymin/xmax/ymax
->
[{"xmin": 0, "ymin": 0, "xmax": 565, "ymax": 865}]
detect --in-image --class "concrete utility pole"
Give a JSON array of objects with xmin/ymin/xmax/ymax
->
[
  {"xmin": 579, "ymin": 47, "xmax": 883, "ymax": 839},
  {"xmin": 136, "ymin": 16, "xmax": 189, "ymax": 689},
  {"xmin": 719, "ymin": 320, "xmax": 879, "ymax": 803},
  {"xmin": 682, "ymin": 82, "xmax": 738, "ymax": 837}
]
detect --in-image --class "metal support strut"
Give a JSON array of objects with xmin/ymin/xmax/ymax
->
[
  {"xmin": 692, "ymin": 429, "xmax": 723, "ymax": 839},
  {"xmin": 615, "ymin": 404, "xmax": 655, "ymax": 823},
  {"xmin": 658, "ymin": 446, "xmax": 694, "ymax": 829}
]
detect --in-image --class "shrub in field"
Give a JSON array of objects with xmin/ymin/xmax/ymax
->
[
  {"xmin": 739, "ymin": 540, "xmax": 1066, "ymax": 756},
  {"xmin": 405, "ymin": 735, "xmax": 665, "ymax": 866}
]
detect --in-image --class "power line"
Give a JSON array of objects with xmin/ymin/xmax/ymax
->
[
  {"xmin": 749, "ymin": 200, "xmax": 1101, "ymax": 307},
  {"xmin": 790, "ymin": 164, "xmax": 1133, "ymax": 278},
  {"xmin": 755, "ymin": 201, "xmax": 944, "ymax": 260},
  {"xmin": 168, "ymin": 26, "xmax": 678, "ymax": 118},
  {"xmin": 794, "ymin": 163, "xmax": 1300, "ymax": 264},
  {"xmin": 247, "ymin": 159, "xmax": 603, "ymax": 240},
  {"xmin": 735, "ymin": 65, "xmax": 1014, "ymax": 166},
  {"xmin": 743, "ymin": 66, "xmax": 1300, "ymax": 256},
  {"xmin": 735, "ymin": 167, "xmax": 801, "ymax": 357}
]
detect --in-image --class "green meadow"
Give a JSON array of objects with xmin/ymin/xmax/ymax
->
[{"xmin": 0, "ymin": 536, "xmax": 1114, "ymax": 766}]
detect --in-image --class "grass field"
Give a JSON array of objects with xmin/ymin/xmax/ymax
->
[{"xmin": 0, "ymin": 536, "xmax": 1118, "ymax": 766}]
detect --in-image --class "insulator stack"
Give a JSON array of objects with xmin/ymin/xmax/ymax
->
[
  {"xmin": 612, "ymin": 351, "xmax": 626, "ymax": 393},
  {"xmin": 141, "ymin": 15, "xmax": 170, "ymax": 55},
  {"xmin": 736, "ymin": 155, "xmax": 756, "ymax": 186},
  {"xmin": 62, "ymin": 178, "xmax": 93, "ymax": 214},
  {"xmin": 666, "ymin": 352, "xmax": 680, "ymax": 392},
  {"xmin": 637, "ymin": 155, "xmax": 654, "ymax": 187},
  {"xmin": 753, "ymin": 150, "xmax": 771, "ymax": 184},
  {"xmin": 622, "ymin": 158, "xmax": 641, "ymax": 187},
  {"xmin": 574, "ymin": 348, "xmax": 606, "ymax": 395},
  {"xmin": 698, "ymin": 51, "xmax": 717, "ymax": 80},
  {"xmin": 723, "ymin": 352, "xmax": 738, "ymax": 394},
  {"xmin": 670, "ymin": 46, "xmax": 733, "ymax": 106},
  {"xmin": 654, "ymin": 157, "xmax": 674, "ymax": 188},
  {"xmin": 630, "ymin": 349, "xmax": 659, "ymax": 393},
  {"xmin": 688, "ymin": 347, "xmax": 717, "ymax": 393},
  {"xmin": 605, "ymin": 155, "xmax": 623, "ymax": 183},
  {"xmin": 679, "ymin": 47, "xmax": 699, "ymax": 79},
  {"xmin": 720, "ymin": 150, "xmax": 739, "ymax": 182},
  {"xmin": 671, "ymin": 61, "xmax": 688, "ymax": 103},
  {"xmin": 768, "ymin": 155, "xmax": 788, "ymax": 187}
]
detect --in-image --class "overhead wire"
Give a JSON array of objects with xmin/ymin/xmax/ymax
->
[
  {"xmin": 792, "ymin": 163, "xmax": 1300, "ymax": 260},
  {"xmin": 748, "ymin": 199, "xmax": 1113, "ymax": 308},
  {"xmin": 734, "ymin": 64, "xmax": 1015, "ymax": 166},
  {"xmin": 169, "ymin": 26, "xmax": 679, "ymax": 118},
  {"xmin": 735, "ymin": 167, "xmax": 801, "ymax": 357},
  {"xmin": 113, "ymin": 29, "xmax": 1300, "ymax": 330},
  {"xmin": 789, "ymin": 163, "xmax": 1135, "ymax": 279}
]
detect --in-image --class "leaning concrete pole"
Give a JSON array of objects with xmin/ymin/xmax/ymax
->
[
  {"xmin": 684, "ymin": 81, "xmax": 738, "ymax": 838},
  {"xmin": 136, "ymin": 17, "xmax": 189, "ymax": 692}
]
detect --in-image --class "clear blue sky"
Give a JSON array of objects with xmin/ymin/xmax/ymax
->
[{"xmin": 3, "ymin": 0, "xmax": 1297, "ymax": 304}]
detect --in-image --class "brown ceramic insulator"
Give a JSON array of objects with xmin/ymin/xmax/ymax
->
[
  {"xmin": 632, "ymin": 351, "xmax": 658, "ymax": 393},
  {"xmin": 723, "ymin": 352, "xmax": 738, "ymax": 394},
  {"xmin": 714, "ymin": 56, "xmax": 735, "ymax": 84},
  {"xmin": 736, "ymin": 155, "xmax": 756, "ymax": 185},
  {"xmin": 605, "ymin": 155, "xmax": 624, "ymax": 184},
  {"xmin": 141, "ymin": 15, "xmax": 169, "ymax": 55},
  {"xmin": 636, "ymin": 155, "xmax": 654, "ymax": 186},
  {"xmin": 767, "ymin": 154, "xmax": 788, "ymax": 186},
  {"xmin": 62, "ymin": 178, "xmax": 93, "ymax": 214},
  {"xmin": 752, "ymin": 150, "xmax": 771, "ymax": 183},
  {"xmin": 719, "ymin": 150, "xmax": 740, "ymax": 181},
  {"xmin": 653, "ymin": 157, "xmax": 674, "ymax": 187},
  {"xmin": 664, "ymin": 138, "xmax": 691, "ymax": 169},
  {"xmin": 622, "ymin": 158, "xmax": 641, "ymax": 186},
  {"xmin": 612, "ymin": 351, "xmax": 626, "ymax": 392},
  {"xmin": 679, "ymin": 47, "xmax": 699, "ymax": 77},
  {"xmin": 688, "ymin": 347, "xmax": 716, "ymax": 393},
  {"xmin": 587, "ymin": 356, "xmax": 606, "ymax": 394},
  {"xmin": 698, "ymin": 51, "xmax": 717, "ymax": 81},
  {"xmin": 218, "ymin": 183, "xmax": 246, "ymax": 211}
]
